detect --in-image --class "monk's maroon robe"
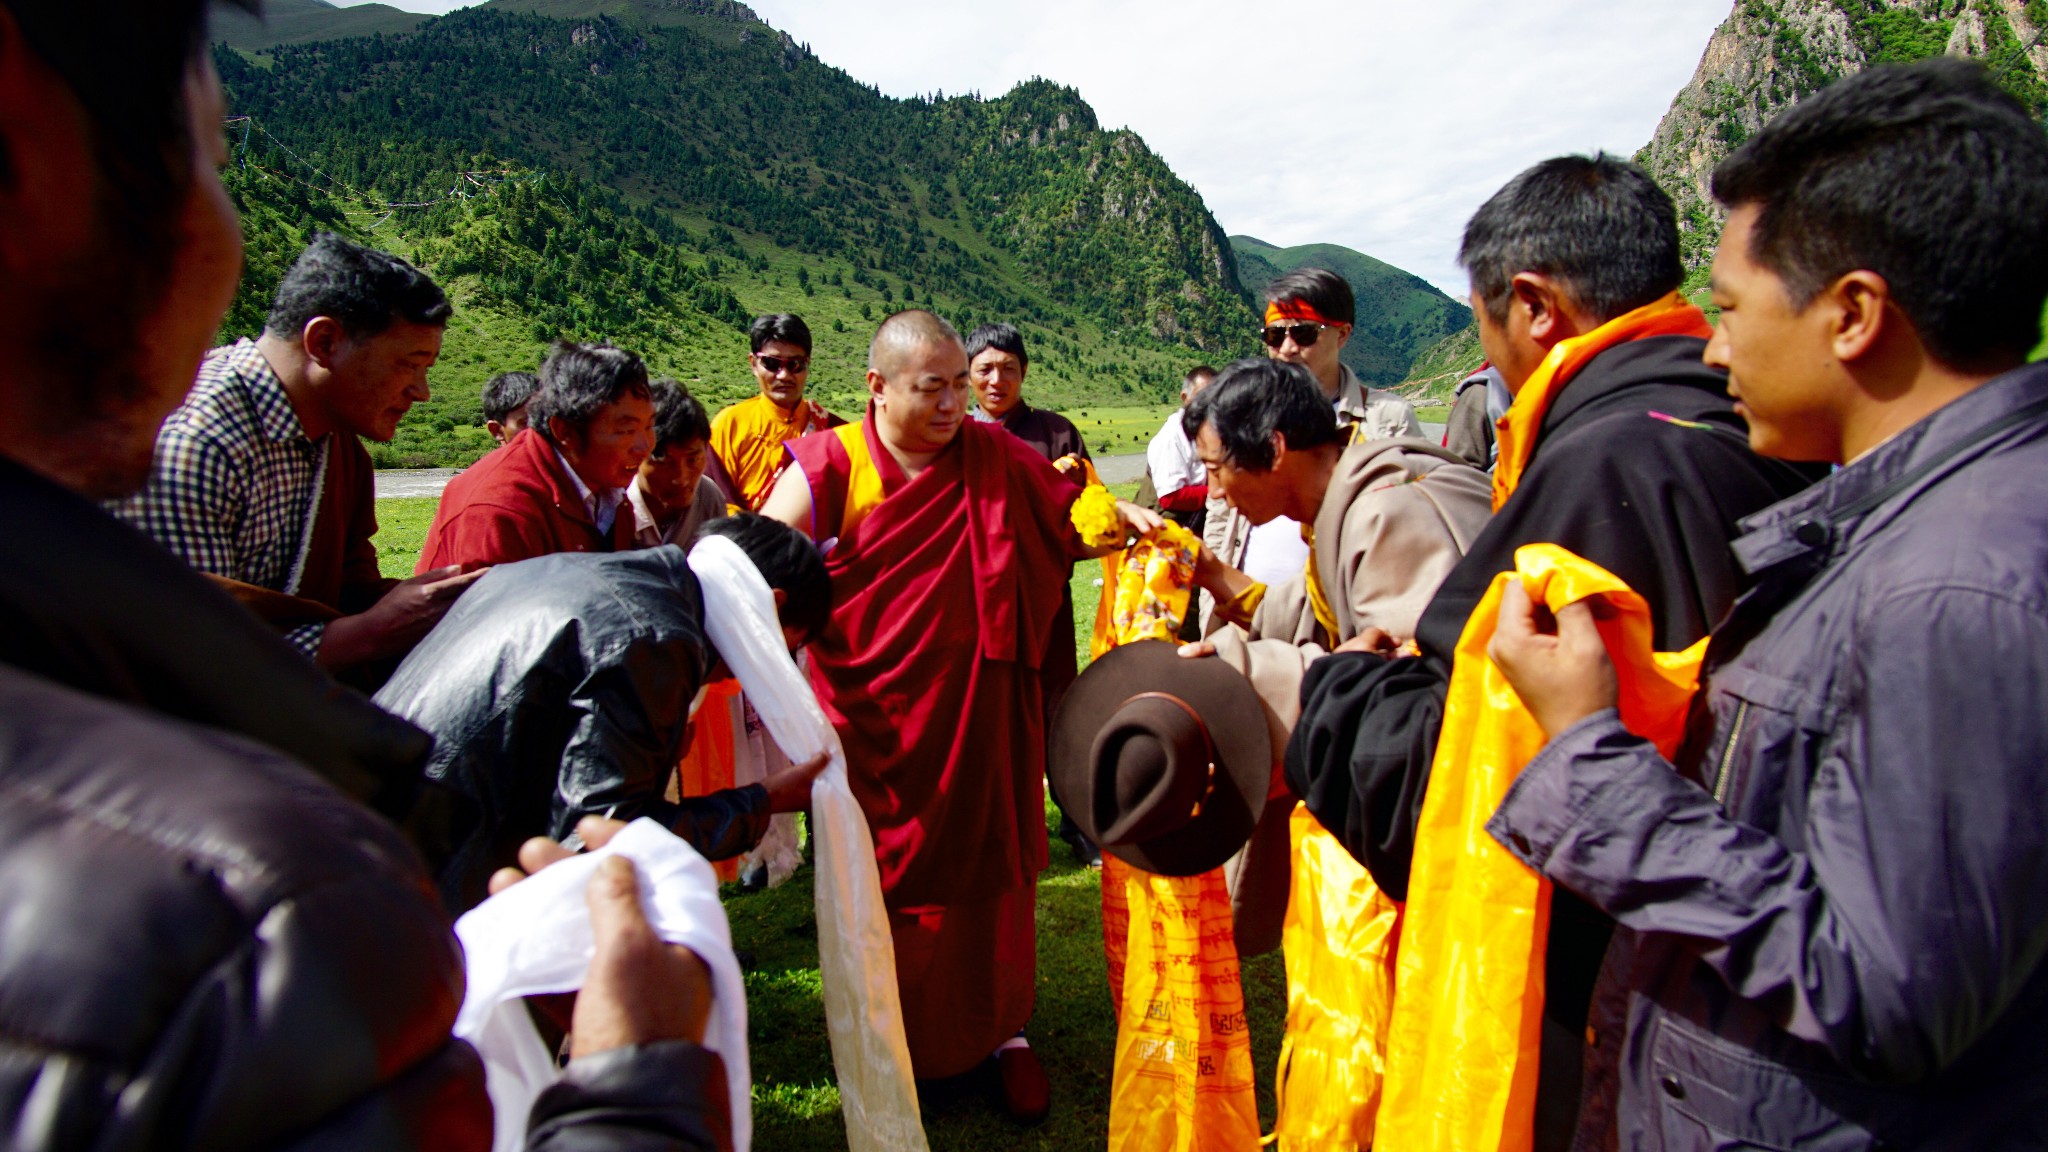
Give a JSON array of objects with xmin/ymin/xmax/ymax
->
[{"xmin": 788, "ymin": 415, "xmax": 1082, "ymax": 1076}]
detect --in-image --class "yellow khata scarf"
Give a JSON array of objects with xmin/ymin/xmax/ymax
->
[
  {"xmin": 1097, "ymin": 521, "xmax": 1262, "ymax": 1152},
  {"xmin": 832, "ymin": 422, "xmax": 887, "ymax": 538},
  {"xmin": 1268, "ymin": 525, "xmax": 1400, "ymax": 1150},
  {"xmin": 1301, "ymin": 525, "xmax": 1340, "ymax": 641},
  {"xmin": 1373, "ymin": 544, "xmax": 1705, "ymax": 1152},
  {"xmin": 1491, "ymin": 293, "xmax": 1714, "ymax": 510}
]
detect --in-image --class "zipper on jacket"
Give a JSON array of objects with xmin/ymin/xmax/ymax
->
[{"xmin": 1712, "ymin": 701, "xmax": 1750, "ymax": 805}]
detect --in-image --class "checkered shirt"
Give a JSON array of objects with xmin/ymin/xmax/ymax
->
[{"xmin": 107, "ymin": 339, "xmax": 330, "ymax": 655}]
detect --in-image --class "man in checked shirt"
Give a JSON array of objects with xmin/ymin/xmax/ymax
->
[{"xmin": 113, "ymin": 232, "xmax": 484, "ymax": 688}]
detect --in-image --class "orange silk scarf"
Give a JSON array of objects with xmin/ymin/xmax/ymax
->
[
  {"xmin": 1491, "ymin": 293, "xmax": 1713, "ymax": 510},
  {"xmin": 1374, "ymin": 544, "xmax": 1706, "ymax": 1152}
]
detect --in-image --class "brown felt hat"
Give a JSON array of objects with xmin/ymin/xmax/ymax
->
[{"xmin": 1049, "ymin": 640, "xmax": 1271, "ymax": 877}]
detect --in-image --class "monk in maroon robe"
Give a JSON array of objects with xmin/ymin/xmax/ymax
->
[{"xmin": 763, "ymin": 311, "xmax": 1155, "ymax": 1120}]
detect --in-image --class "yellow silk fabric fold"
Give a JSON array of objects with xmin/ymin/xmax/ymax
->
[
  {"xmin": 1375, "ymin": 544, "xmax": 1706, "ymax": 1152},
  {"xmin": 1491, "ymin": 293, "xmax": 1714, "ymax": 510},
  {"xmin": 833, "ymin": 422, "xmax": 886, "ymax": 537},
  {"xmin": 1273, "ymin": 805, "xmax": 1401, "ymax": 1150},
  {"xmin": 1104, "ymin": 858, "xmax": 1262, "ymax": 1152},
  {"xmin": 1097, "ymin": 522, "xmax": 1261, "ymax": 1152},
  {"xmin": 1301, "ymin": 525, "xmax": 1341, "ymax": 641}
]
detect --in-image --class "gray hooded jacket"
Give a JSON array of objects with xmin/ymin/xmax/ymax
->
[{"xmin": 1491, "ymin": 362, "xmax": 2048, "ymax": 1149}]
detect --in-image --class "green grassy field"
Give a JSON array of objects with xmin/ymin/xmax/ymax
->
[
  {"xmin": 373, "ymin": 484, "xmax": 1291, "ymax": 1148},
  {"xmin": 1067, "ymin": 404, "xmax": 1179, "ymax": 459}
]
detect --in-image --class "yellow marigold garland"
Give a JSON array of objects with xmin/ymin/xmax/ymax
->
[{"xmin": 1070, "ymin": 483, "xmax": 1124, "ymax": 549}]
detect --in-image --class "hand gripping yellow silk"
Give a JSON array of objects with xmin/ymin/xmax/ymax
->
[
  {"xmin": 1095, "ymin": 521, "xmax": 1262, "ymax": 1152},
  {"xmin": 1374, "ymin": 544, "xmax": 1705, "ymax": 1152},
  {"xmin": 1272, "ymin": 805, "xmax": 1401, "ymax": 1150}
]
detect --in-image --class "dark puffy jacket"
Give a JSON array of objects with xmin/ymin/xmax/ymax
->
[
  {"xmin": 0, "ymin": 664, "xmax": 733, "ymax": 1150},
  {"xmin": 0, "ymin": 463, "xmax": 731, "ymax": 1148},
  {"xmin": 0, "ymin": 457, "xmax": 451, "ymax": 858},
  {"xmin": 376, "ymin": 546, "xmax": 770, "ymax": 914},
  {"xmin": 1490, "ymin": 363, "xmax": 2048, "ymax": 1149}
]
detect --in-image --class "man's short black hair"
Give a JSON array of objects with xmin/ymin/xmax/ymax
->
[
  {"xmin": 481, "ymin": 371, "xmax": 538, "ymax": 425},
  {"xmin": 534, "ymin": 342, "xmax": 651, "ymax": 436},
  {"xmin": 750, "ymin": 313, "xmax": 812, "ymax": 355},
  {"xmin": 264, "ymin": 233, "xmax": 453, "ymax": 341},
  {"xmin": 1460, "ymin": 154, "xmax": 1682, "ymax": 326},
  {"xmin": 648, "ymin": 379, "xmax": 712, "ymax": 451},
  {"xmin": 1180, "ymin": 358, "xmax": 1342, "ymax": 471},
  {"xmin": 2, "ymin": 0, "xmax": 255, "ymax": 460},
  {"xmin": 1712, "ymin": 59, "xmax": 2048, "ymax": 370},
  {"xmin": 1266, "ymin": 268, "xmax": 1355, "ymax": 326},
  {"xmin": 696, "ymin": 513, "xmax": 833, "ymax": 645},
  {"xmin": 964, "ymin": 322, "xmax": 1029, "ymax": 372},
  {"xmin": 0, "ymin": 0, "xmax": 251, "ymax": 270},
  {"xmin": 1183, "ymin": 365, "xmax": 1218, "ymax": 392}
]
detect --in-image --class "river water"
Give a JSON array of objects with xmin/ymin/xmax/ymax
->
[{"xmin": 371, "ymin": 427, "xmax": 1445, "ymax": 500}]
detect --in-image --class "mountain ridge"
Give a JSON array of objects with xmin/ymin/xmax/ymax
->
[
  {"xmin": 212, "ymin": 0, "xmax": 429, "ymax": 50},
  {"xmin": 211, "ymin": 3, "xmax": 1277, "ymax": 464}
]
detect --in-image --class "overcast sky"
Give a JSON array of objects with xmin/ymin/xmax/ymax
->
[{"xmin": 340, "ymin": 0, "xmax": 1732, "ymax": 295}]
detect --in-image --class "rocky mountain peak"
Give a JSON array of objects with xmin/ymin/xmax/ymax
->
[{"xmin": 1637, "ymin": 0, "xmax": 2046, "ymax": 271}]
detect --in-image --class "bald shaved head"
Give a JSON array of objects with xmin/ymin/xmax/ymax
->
[
  {"xmin": 868, "ymin": 309, "xmax": 963, "ymax": 379},
  {"xmin": 863, "ymin": 310, "xmax": 970, "ymax": 460}
]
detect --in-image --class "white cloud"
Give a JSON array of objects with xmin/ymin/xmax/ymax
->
[{"xmin": 335, "ymin": 0, "xmax": 1732, "ymax": 293}]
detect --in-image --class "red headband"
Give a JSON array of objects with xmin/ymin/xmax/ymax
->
[{"xmin": 1265, "ymin": 298, "xmax": 1345, "ymax": 327}]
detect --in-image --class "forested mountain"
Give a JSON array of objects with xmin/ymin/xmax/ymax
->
[
  {"xmin": 1230, "ymin": 236, "xmax": 1471, "ymax": 388},
  {"xmin": 210, "ymin": 0, "xmax": 1271, "ymax": 464},
  {"xmin": 212, "ymin": 0, "xmax": 427, "ymax": 50},
  {"xmin": 1638, "ymin": 0, "xmax": 2048, "ymax": 272}
]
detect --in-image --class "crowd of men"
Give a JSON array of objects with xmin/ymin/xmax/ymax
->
[{"xmin": 1, "ymin": 0, "xmax": 2046, "ymax": 1145}]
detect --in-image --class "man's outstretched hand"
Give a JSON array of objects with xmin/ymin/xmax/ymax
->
[
  {"xmin": 1488, "ymin": 577, "xmax": 1619, "ymax": 740},
  {"xmin": 317, "ymin": 563, "xmax": 487, "ymax": 668},
  {"xmin": 763, "ymin": 751, "xmax": 830, "ymax": 813},
  {"xmin": 1333, "ymin": 626, "xmax": 1404, "ymax": 657},
  {"xmin": 487, "ymin": 816, "xmax": 713, "ymax": 1055},
  {"xmin": 1114, "ymin": 498, "xmax": 1166, "ymax": 543}
]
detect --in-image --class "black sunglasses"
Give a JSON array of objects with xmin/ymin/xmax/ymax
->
[
  {"xmin": 1261, "ymin": 322, "xmax": 1334, "ymax": 349},
  {"xmin": 755, "ymin": 353, "xmax": 809, "ymax": 374}
]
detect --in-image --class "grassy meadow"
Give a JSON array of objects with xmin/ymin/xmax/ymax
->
[{"xmin": 372, "ymin": 478, "xmax": 1296, "ymax": 1149}]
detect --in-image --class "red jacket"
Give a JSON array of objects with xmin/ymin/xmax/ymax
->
[{"xmin": 416, "ymin": 428, "xmax": 633, "ymax": 573}]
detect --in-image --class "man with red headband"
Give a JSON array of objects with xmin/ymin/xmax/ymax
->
[{"xmin": 1204, "ymin": 267, "xmax": 1422, "ymax": 620}]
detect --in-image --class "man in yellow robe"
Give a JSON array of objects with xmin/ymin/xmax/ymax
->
[{"xmin": 707, "ymin": 313, "xmax": 842, "ymax": 510}]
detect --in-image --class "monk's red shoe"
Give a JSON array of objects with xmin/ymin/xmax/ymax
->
[{"xmin": 997, "ymin": 1044, "xmax": 1051, "ymax": 1124}]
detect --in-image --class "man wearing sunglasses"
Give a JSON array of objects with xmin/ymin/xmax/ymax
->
[
  {"xmin": 708, "ymin": 313, "xmax": 844, "ymax": 511},
  {"xmin": 1203, "ymin": 267, "xmax": 1423, "ymax": 623}
]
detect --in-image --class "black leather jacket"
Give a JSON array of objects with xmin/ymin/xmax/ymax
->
[
  {"xmin": 0, "ymin": 463, "xmax": 730, "ymax": 1148},
  {"xmin": 376, "ymin": 546, "xmax": 770, "ymax": 914}
]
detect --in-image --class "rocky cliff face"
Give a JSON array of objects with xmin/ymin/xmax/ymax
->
[{"xmin": 1637, "ymin": 0, "xmax": 2047, "ymax": 271}]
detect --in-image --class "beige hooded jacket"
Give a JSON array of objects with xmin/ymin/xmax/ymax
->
[{"xmin": 1207, "ymin": 436, "xmax": 1493, "ymax": 952}]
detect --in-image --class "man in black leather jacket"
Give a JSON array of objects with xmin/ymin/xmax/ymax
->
[
  {"xmin": 0, "ymin": 1, "xmax": 735, "ymax": 1145},
  {"xmin": 377, "ymin": 513, "xmax": 834, "ymax": 913}
]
